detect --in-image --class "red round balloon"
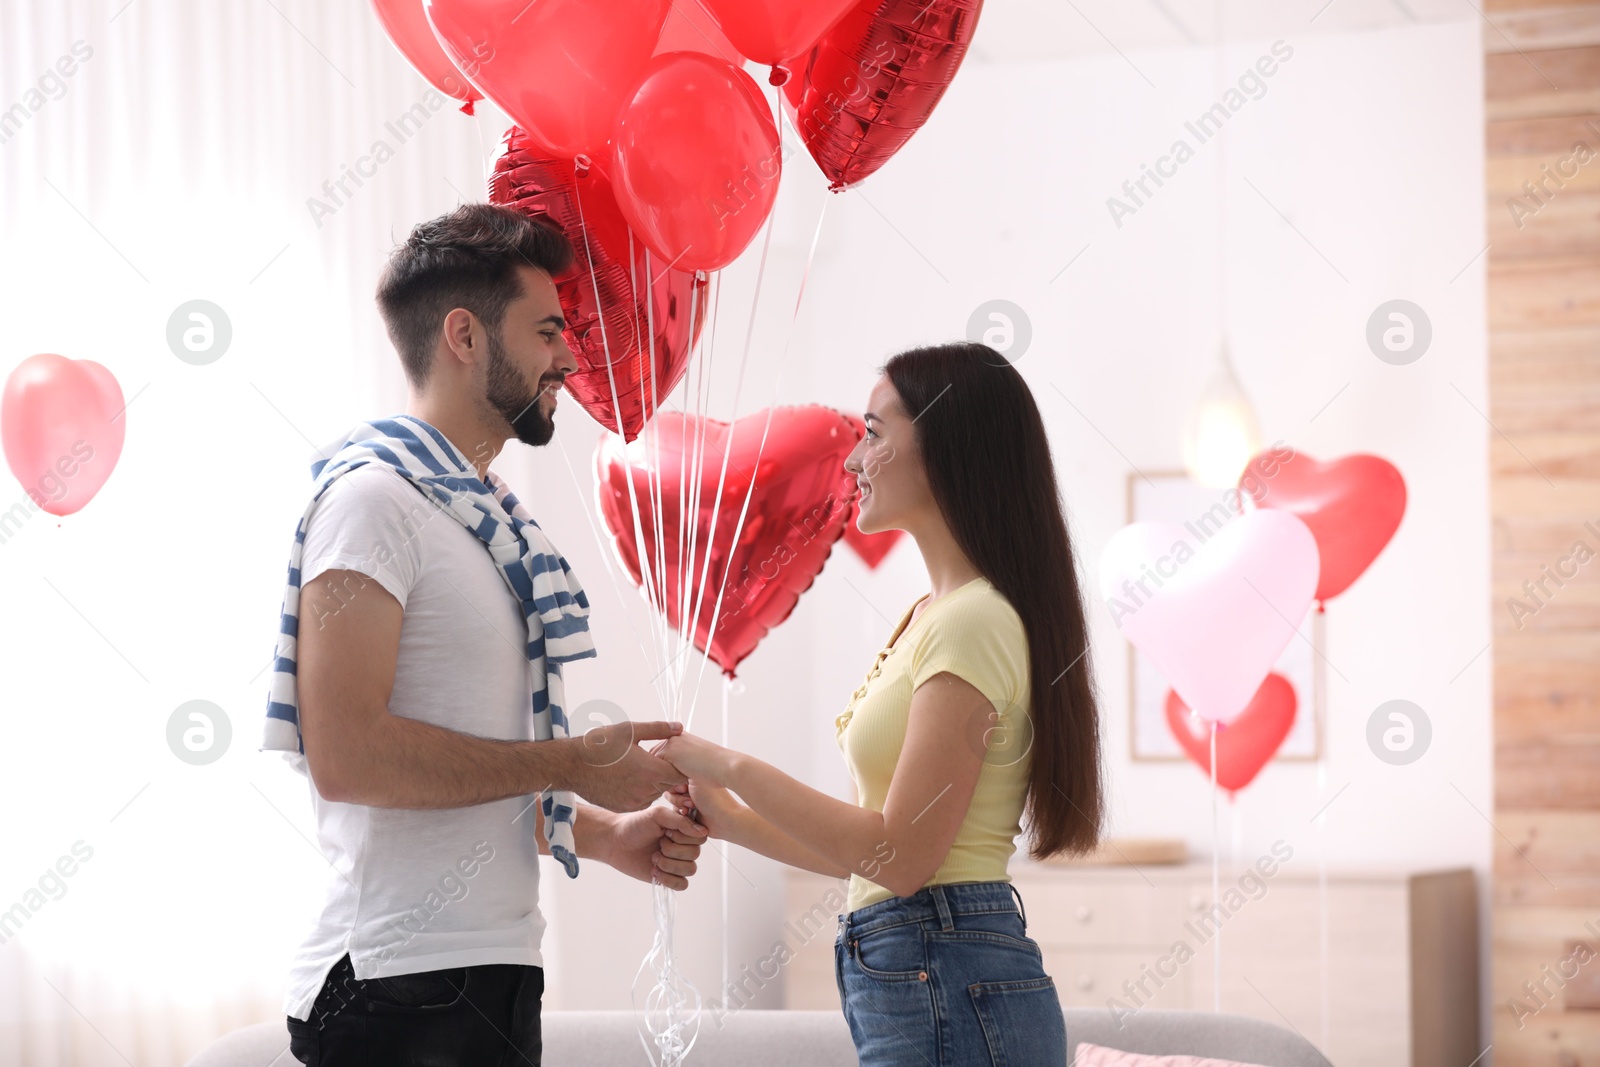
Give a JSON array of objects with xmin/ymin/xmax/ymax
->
[
  {"xmin": 654, "ymin": 0, "xmax": 742, "ymax": 62},
  {"xmin": 700, "ymin": 0, "xmax": 859, "ymax": 67},
  {"xmin": 489, "ymin": 126, "xmax": 706, "ymax": 441},
  {"xmin": 1239, "ymin": 450, "xmax": 1406, "ymax": 602},
  {"xmin": 611, "ymin": 52, "xmax": 781, "ymax": 273},
  {"xmin": 783, "ymin": 0, "xmax": 983, "ymax": 190},
  {"xmin": 594, "ymin": 406, "xmax": 860, "ymax": 676},
  {"xmin": 425, "ymin": 0, "xmax": 667, "ymax": 157},
  {"xmin": 369, "ymin": 0, "xmax": 482, "ymax": 112},
  {"xmin": 1165, "ymin": 673, "xmax": 1296, "ymax": 794}
]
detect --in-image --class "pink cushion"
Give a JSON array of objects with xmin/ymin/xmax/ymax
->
[{"xmin": 1073, "ymin": 1044, "xmax": 1272, "ymax": 1067}]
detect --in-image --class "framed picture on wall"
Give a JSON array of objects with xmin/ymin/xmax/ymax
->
[{"xmin": 1124, "ymin": 470, "xmax": 1322, "ymax": 763}]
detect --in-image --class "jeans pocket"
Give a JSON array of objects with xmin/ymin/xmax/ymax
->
[
  {"xmin": 285, "ymin": 1015, "xmax": 316, "ymax": 1065},
  {"xmin": 850, "ymin": 923, "xmax": 927, "ymax": 982},
  {"xmin": 364, "ymin": 966, "xmax": 470, "ymax": 1013},
  {"xmin": 969, "ymin": 976, "xmax": 1067, "ymax": 1067}
]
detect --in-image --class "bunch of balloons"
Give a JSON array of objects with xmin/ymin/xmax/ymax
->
[{"xmin": 1101, "ymin": 450, "xmax": 1407, "ymax": 793}]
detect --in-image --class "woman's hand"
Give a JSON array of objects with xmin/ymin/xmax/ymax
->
[
  {"xmin": 651, "ymin": 731, "xmax": 735, "ymax": 784},
  {"xmin": 669, "ymin": 779, "xmax": 748, "ymax": 842}
]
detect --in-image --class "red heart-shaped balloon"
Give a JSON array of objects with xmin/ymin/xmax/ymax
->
[
  {"xmin": 595, "ymin": 406, "xmax": 860, "ymax": 676},
  {"xmin": 782, "ymin": 0, "xmax": 983, "ymax": 190},
  {"xmin": 1239, "ymin": 450, "xmax": 1406, "ymax": 602},
  {"xmin": 841, "ymin": 502, "xmax": 903, "ymax": 569},
  {"xmin": 837, "ymin": 414, "xmax": 903, "ymax": 568},
  {"xmin": 489, "ymin": 127, "xmax": 706, "ymax": 442},
  {"xmin": 1164, "ymin": 673, "xmax": 1297, "ymax": 794}
]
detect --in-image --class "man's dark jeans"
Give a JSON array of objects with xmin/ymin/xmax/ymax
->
[{"xmin": 286, "ymin": 953, "xmax": 543, "ymax": 1066}]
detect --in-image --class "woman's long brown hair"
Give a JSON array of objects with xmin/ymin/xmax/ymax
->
[{"xmin": 883, "ymin": 341, "xmax": 1104, "ymax": 859}]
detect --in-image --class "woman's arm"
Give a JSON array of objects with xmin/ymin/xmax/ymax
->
[
  {"xmin": 675, "ymin": 781, "xmax": 851, "ymax": 878},
  {"xmin": 657, "ymin": 671, "xmax": 993, "ymax": 897}
]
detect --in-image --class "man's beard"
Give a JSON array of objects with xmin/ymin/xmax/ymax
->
[{"xmin": 484, "ymin": 327, "xmax": 559, "ymax": 447}]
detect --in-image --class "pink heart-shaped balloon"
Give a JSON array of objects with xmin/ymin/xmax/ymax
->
[
  {"xmin": 2, "ymin": 354, "xmax": 125, "ymax": 517},
  {"xmin": 1239, "ymin": 450, "xmax": 1405, "ymax": 603},
  {"xmin": 1165, "ymin": 672, "xmax": 1297, "ymax": 794},
  {"xmin": 1099, "ymin": 510, "xmax": 1318, "ymax": 723}
]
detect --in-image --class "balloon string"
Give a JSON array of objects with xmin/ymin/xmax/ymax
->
[
  {"xmin": 631, "ymin": 881, "xmax": 702, "ymax": 1067},
  {"xmin": 1210, "ymin": 719, "xmax": 1220, "ymax": 1014},
  {"xmin": 684, "ymin": 191, "xmax": 831, "ymax": 732},
  {"xmin": 573, "ymin": 180, "xmax": 670, "ymax": 700},
  {"xmin": 721, "ymin": 675, "xmax": 733, "ymax": 998},
  {"xmin": 674, "ymin": 275, "xmax": 720, "ymax": 720},
  {"xmin": 1314, "ymin": 606, "xmax": 1330, "ymax": 1053},
  {"xmin": 677, "ymin": 201, "xmax": 778, "ymax": 733}
]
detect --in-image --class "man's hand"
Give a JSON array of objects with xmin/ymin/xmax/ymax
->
[
  {"xmin": 567, "ymin": 721, "xmax": 689, "ymax": 813},
  {"xmin": 605, "ymin": 803, "xmax": 706, "ymax": 891}
]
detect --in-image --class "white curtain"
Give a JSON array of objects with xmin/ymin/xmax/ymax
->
[{"xmin": 0, "ymin": 2, "xmax": 526, "ymax": 1063}]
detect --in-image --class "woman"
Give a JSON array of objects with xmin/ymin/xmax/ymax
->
[{"xmin": 656, "ymin": 340, "xmax": 1104, "ymax": 1066}]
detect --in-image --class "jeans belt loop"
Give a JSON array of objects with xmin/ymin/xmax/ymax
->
[
  {"xmin": 930, "ymin": 884, "xmax": 955, "ymax": 931},
  {"xmin": 1010, "ymin": 883, "xmax": 1028, "ymax": 931}
]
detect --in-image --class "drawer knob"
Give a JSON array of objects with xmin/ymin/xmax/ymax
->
[
  {"xmin": 1074, "ymin": 905, "xmax": 1093, "ymax": 923},
  {"xmin": 1077, "ymin": 974, "xmax": 1094, "ymax": 991}
]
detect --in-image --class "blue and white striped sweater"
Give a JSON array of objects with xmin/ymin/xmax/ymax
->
[{"xmin": 261, "ymin": 413, "xmax": 594, "ymax": 877}]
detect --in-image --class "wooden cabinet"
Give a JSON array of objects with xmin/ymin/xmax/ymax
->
[{"xmin": 783, "ymin": 863, "xmax": 1478, "ymax": 1067}]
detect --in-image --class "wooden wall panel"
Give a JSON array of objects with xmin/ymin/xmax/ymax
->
[{"xmin": 1488, "ymin": 6, "xmax": 1600, "ymax": 1063}]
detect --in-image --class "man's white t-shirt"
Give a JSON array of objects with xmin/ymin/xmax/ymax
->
[{"xmin": 282, "ymin": 462, "xmax": 553, "ymax": 1022}]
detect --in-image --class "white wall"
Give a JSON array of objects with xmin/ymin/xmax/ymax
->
[
  {"xmin": 577, "ymin": 13, "xmax": 1494, "ymax": 1037},
  {"xmin": 0, "ymin": 2, "xmax": 1491, "ymax": 1059},
  {"xmin": 794, "ymin": 16, "xmax": 1493, "ymax": 1041}
]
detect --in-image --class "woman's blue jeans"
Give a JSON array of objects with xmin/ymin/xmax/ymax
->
[{"xmin": 834, "ymin": 881, "xmax": 1067, "ymax": 1066}]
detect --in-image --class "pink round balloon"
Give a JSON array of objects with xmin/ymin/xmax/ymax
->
[
  {"xmin": 1099, "ymin": 510, "xmax": 1319, "ymax": 724},
  {"xmin": 1, "ymin": 354, "xmax": 125, "ymax": 517}
]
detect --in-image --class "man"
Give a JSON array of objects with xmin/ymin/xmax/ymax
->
[{"xmin": 262, "ymin": 203, "xmax": 701, "ymax": 1065}]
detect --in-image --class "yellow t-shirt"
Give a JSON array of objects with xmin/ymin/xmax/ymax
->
[{"xmin": 834, "ymin": 576, "xmax": 1032, "ymax": 914}]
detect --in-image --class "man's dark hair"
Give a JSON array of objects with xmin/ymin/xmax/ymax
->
[{"xmin": 376, "ymin": 203, "xmax": 574, "ymax": 390}]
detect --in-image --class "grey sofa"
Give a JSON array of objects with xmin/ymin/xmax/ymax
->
[{"xmin": 186, "ymin": 1008, "xmax": 1335, "ymax": 1065}]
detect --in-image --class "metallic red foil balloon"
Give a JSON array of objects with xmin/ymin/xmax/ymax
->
[
  {"xmin": 595, "ymin": 406, "xmax": 861, "ymax": 677},
  {"xmin": 783, "ymin": 0, "xmax": 983, "ymax": 190},
  {"xmin": 842, "ymin": 500, "xmax": 903, "ymax": 568},
  {"xmin": 1165, "ymin": 673, "xmax": 1297, "ymax": 794},
  {"xmin": 489, "ymin": 126, "xmax": 707, "ymax": 441}
]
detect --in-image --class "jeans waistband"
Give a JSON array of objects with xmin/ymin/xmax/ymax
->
[{"xmin": 841, "ymin": 881, "xmax": 1027, "ymax": 938}]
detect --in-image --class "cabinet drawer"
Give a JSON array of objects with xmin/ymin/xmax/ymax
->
[{"xmin": 1021, "ymin": 879, "xmax": 1185, "ymax": 947}]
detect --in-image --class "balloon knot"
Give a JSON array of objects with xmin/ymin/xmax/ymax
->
[
  {"xmin": 459, "ymin": 99, "xmax": 475, "ymax": 117},
  {"xmin": 769, "ymin": 65, "xmax": 790, "ymax": 87}
]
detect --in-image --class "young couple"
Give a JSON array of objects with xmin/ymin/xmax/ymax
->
[{"xmin": 267, "ymin": 202, "xmax": 1103, "ymax": 1067}]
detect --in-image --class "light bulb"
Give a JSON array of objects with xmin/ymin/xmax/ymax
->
[{"xmin": 1181, "ymin": 342, "xmax": 1261, "ymax": 488}]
